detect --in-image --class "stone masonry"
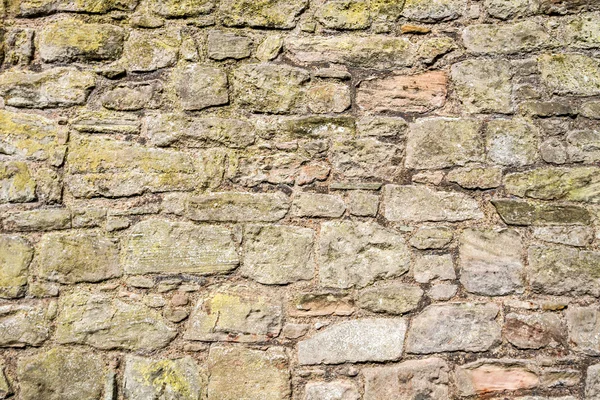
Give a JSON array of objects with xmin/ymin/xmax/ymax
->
[{"xmin": 1, "ymin": 0, "xmax": 600, "ymax": 399}]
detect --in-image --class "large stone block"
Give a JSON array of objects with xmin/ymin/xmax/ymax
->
[
  {"xmin": 219, "ymin": 0, "xmax": 308, "ymax": 28},
  {"xmin": 538, "ymin": 53, "xmax": 600, "ymax": 95},
  {"xmin": 315, "ymin": 0, "xmax": 370, "ymax": 30},
  {"xmin": 17, "ymin": 0, "xmax": 138, "ymax": 15},
  {"xmin": 0, "ymin": 161, "xmax": 36, "ymax": 204},
  {"xmin": 0, "ymin": 235, "xmax": 33, "ymax": 298},
  {"xmin": 0, "ymin": 303, "xmax": 51, "ymax": 347},
  {"xmin": 151, "ymin": 0, "xmax": 214, "ymax": 17},
  {"xmin": 463, "ymin": 21, "xmax": 555, "ymax": 54},
  {"xmin": 171, "ymin": 63, "xmax": 229, "ymax": 110},
  {"xmin": 567, "ymin": 306, "xmax": 600, "ymax": 355},
  {"xmin": 492, "ymin": 199, "xmax": 591, "ymax": 225},
  {"xmin": 123, "ymin": 29, "xmax": 181, "ymax": 72},
  {"xmin": 486, "ymin": 118, "xmax": 539, "ymax": 166},
  {"xmin": 455, "ymin": 359, "xmax": 540, "ymax": 397},
  {"xmin": 402, "ymin": 0, "xmax": 466, "ymax": 21},
  {"xmin": 185, "ymin": 192, "xmax": 290, "ymax": 222},
  {"xmin": 357, "ymin": 283, "xmax": 423, "ymax": 315}
]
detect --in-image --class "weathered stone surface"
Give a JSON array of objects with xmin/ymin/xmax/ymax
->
[
  {"xmin": 410, "ymin": 226, "xmax": 453, "ymax": 249},
  {"xmin": 207, "ymin": 346, "xmax": 290, "ymax": 400},
  {"xmin": 151, "ymin": 0, "xmax": 214, "ymax": 17},
  {"xmin": 0, "ymin": 162, "xmax": 36, "ymax": 204},
  {"xmin": 102, "ymin": 81, "xmax": 162, "ymax": 111},
  {"xmin": 298, "ymin": 318, "xmax": 407, "ymax": 364},
  {"xmin": 363, "ymin": 358, "xmax": 450, "ymax": 400},
  {"xmin": 185, "ymin": 286, "xmax": 282, "ymax": 342},
  {"xmin": 405, "ymin": 118, "xmax": 484, "ymax": 169},
  {"xmin": 233, "ymin": 63, "xmax": 309, "ymax": 113},
  {"xmin": 452, "ymin": 60, "xmax": 513, "ymax": 113},
  {"xmin": 71, "ymin": 111, "xmax": 141, "ymax": 135},
  {"xmin": 66, "ymin": 135, "xmax": 200, "ymax": 198},
  {"xmin": 587, "ymin": 363, "xmax": 600, "ymax": 398},
  {"xmin": 123, "ymin": 29, "xmax": 181, "ymax": 72},
  {"xmin": 528, "ymin": 245, "xmax": 600, "ymax": 296},
  {"xmin": 208, "ymin": 30, "xmax": 253, "ymax": 60},
  {"xmin": 307, "ymin": 82, "xmax": 351, "ymax": 113},
  {"xmin": 3, "ymin": 209, "xmax": 72, "ymax": 232},
  {"xmin": 493, "ymin": 199, "xmax": 591, "ymax": 225},
  {"xmin": 123, "ymin": 356, "xmax": 206, "ymax": 400},
  {"xmin": 455, "ymin": 359, "xmax": 540, "ymax": 397},
  {"xmin": 171, "ymin": 63, "xmax": 229, "ymax": 110},
  {"xmin": 414, "ymin": 254, "xmax": 455, "ymax": 283},
  {"xmin": 291, "ymin": 193, "xmax": 345, "ymax": 217},
  {"xmin": 538, "ymin": 54, "xmax": 600, "ymax": 96},
  {"xmin": 347, "ymin": 191, "xmax": 379, "ymax": 217},
  {"xmin": 56, "ymin": 290, "xmax": 176, "ymax": 351},
  {"xmin": 241, "ymin": 224, "xmax": 315, "ymax": 285},
  {"xmin": 402, "ymin": 0, "xmax": 466, "ymax": 21},
  {"xmin": 122, "ymin": 219, "xmax": 239, "ymax": 276},
  {"xmin": 220, "ymin": 0, "xmax": 308, "ymax": 28},
  {"xmin": 463, "ymin": 21, "xmax": 554, "ymax": 54},
  {"xmin": 17, "ymin": 0, "xmax": 138, "ymax": 15},
  {"xmin": 504, "ymin": 167, "xmax": 600, "ymax": 203},
  {"xmin": 533, "ymin": 226, "xmax": 593, "ymax": 247},
  {"xmin": 429, "ymin": 283, "xmax": 458, "ymax": 301},
  {"xmin": 286, "ymin": 35, "xmax": 415, "ymax": 69},
  {"xmin": 330, "ymin": 138, "xmax": 402, "ymax": 181},
  {"xmin": 357, "ymin": 71, "xmax": 447, "ymax": 113},
  {"xmin": 17, "ymin": 348, "xmax": 108, "ymax": 400},
  {"xmin": 0, "ymin": 67, "xmax": 95, "ymax": 108},
  {"xmin": 581, "ymin": 100, "xmax": 600, "ymax": 119},
  {"xmin": 305, "ymin": 380, "xmax": 359, "ymax": 400},
  {"xmin": 315, "ymin": 0, "xmax": 370, "ymax": 30},
  {"xmin": 186, "ymin": 192, "xmax": 290, "ymax": 222},
  {"xmin": 486, "ymin": 119, "xmax": 539, "ymax": 166},
  {"xmin": 406, "ymin": 303, "xmax": 501, "ymax": 353},
  {"xmin": 504, "ymin": 313, "xmax": 564, "ymax": 349},
  {"xmin": 39, "ymin": 19, "xmax": 125, "ymax": 62},
  {"xmin": 459, "ymin": 229, "xmax": 524, "ymax": 296},
  {"xmin": 36, "ymin": 231, "xmax": 120, "ymax": 284},
  {"xmin": 290, "ymin": 292, "xmax": 355, "ymax": 317},
  {"xmin": 566, "ymin": 129, "xmax": 600, "ymax": 163},
  {"xmin": 447, "ymin": 166, "xmax": 503, "ymax": 189},
  {"xmin": 0, "ymin": 362, "xmax": 10, "ymax": 399},
  {"xmin": 0, "ymin": 235, "xmax": 32, "ymax": 298},
  {"xmin": 383, "ymin": 185, "xmax": 483, "ymax": 222},
  {"xmin": 318, "ymin": 220, "xmax": 410, "ymax": 289},
  {"xmin": 562, "ymin": 13, "xmax": 600, "ymax": 49},
  {"xmin": 256, "ymin": 35, "xmax": 283, "ymax": 61},
  {"xmin": 358, "ymin": 283, "xmax": 423, "ymax": 315},
  {"xmin": 485, "ymin": 0, "xmax": 536, "ymax": 19},
  {"xmin": 568, "ymin": 306, "xmax": 600, "ymax": 355},
  {"xmin": 0, "ymin": 303, "xmax": 51, "ymax": 347}
]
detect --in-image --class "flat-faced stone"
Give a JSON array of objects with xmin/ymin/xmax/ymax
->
[
  {"xmin": 291, "ymin": 193, "xmax": 346, "ymax": 218},
  {"xmin": 241, "ymin": 224, "xmax": 315, "ymax": 285},
  {"xmin": 452, "ymin": 59, "xmax": 513, "ymax": 113},
  {"xmin": 0, "ymin": 235, "xmax": 32, "ymax": 298},
  {"xmin": 566, "ymin": 129, "xmax": 600, "ymax": 163},
  {"xmin": 171, "ymin": 63, "xmax": 229, "ymax": 110},
  {"xmin": 36, "ymin": 231, "xmax": 120, "ymax": 284},
  {"xmin": 456, "ymin": 359, "xmax": 540, "ymax": 397},
  {"xmin": 17, "ymin": 0, "xmax": 138, "ymax": 15},
  {"xmin": 538, "ymin": 53, "xmax": 600, "ymax": 96},
  {"xmin": 315, "ymin": 0, "xmax": 370, "ymax": 30},
  {"xmin": 406, "ymin": 303, "xmax": 501, "ymax": 353},
  {"xmin": 447, "ymin": 166, "xmax": 503, "ymax": 189},
  {"xmin": 486, "ymin": 119, "xmax": 539, "ymax": 166},
  {"xmin": 567, "ymin": 305, "xmax": 600, "ymax": 355},
  {"xmin": 307, "ymin": 81, "xmax": 351, "ymax": 113},
  {"xmin": 290, "ymin": 292, "xmax": 355, "ymax": 317},
  {"xmin": 186, "ymin": 192, "xmax": 290, "ymax": 222},
  {"xmin": 357, "ymin": 283, "xmax": 423, "ymax": 315},
  {"xmin": 207, "ymin": 346, "xmax": 290, "ymax": 400},
  {"xmin": 0, "ymin": 162, "xmax": 36, "ymax": 204},
  {"xmin": 504, "ymin": 313, "xmax": 565, "ymax": 349},
  {"xmin": 363, "ymin": 358, "xmax": 450, "ymax": 400},
  {"xmin": 185, "ymin": 286, "xmax": 282, "ymax": 342},
  {"xmin": 0, "ymin": 303, "xmax": 51, "ymax": 347},
  {"xmin": 347, "ymin": 191, "xmax": 379, "ymax": 217},
  {"xmin": 298, "ymin": 318, "xmax": 407, "ymax": 364},
  {"xmin": 318, "ymin": 220, "xmax": 410, "ymax": 289},
  {"xmin": 414, "ymin": 254, "xmax": 455, "ymax": 283},
  {"xmin": 330, "ymin": 138, "xmax": 403, "ymax": 181},
  {"xmin": 220, "ymin": 0, "xmax": 308, "ymax": 28},
  {"xmin": 484, "ymin": 0, "xmax": 536, "ymax": 19},
  {"xmin": 463, "ymin": 21, "xmax": 554, "ymax": 54},
  {"xmin": 151, "ymin": 0, "xmax": 214, "ymax": 16},
  {"xmin": 101, "ymin": 81, "xmax": 162, "ymax": 111},
  {"xmin": 587, "ymin": 363, "xmax": 600, "ymax": 398},
  {"xmin": 3, "ymin": 209, "xmax": 71, "ymax": 232},
  {"xmin": 207, "ymin": 30, "xmax": 252, "ymax": 60},
  {"xmin": 383, "ymin": 185, "xmax": 483, "ymax": 222},
  {"xmin": 123, "ymin": 29, "xmax": 181, "ymax": 72},
  {"xmin": 305, "ymin": 380, "xmax": 360, "ymax": 400},
  {"xmin": 56, "ymin": 290, "xmax": 176, "ymax": 351},
  {"xmin": 533, "ymin": 226, "xmax": 593, "ymax": 247},
  {"xmin": 492, "ymin": 199, "xmax": 591, "ymax": 225},
  {"xmin": 403, "ymin": 0, "xmax": 466, "ymax": 21},
  {"xmin": 71, "ymin": 111, "xmax": 141, "ymax": 135},
  {"xmin": 409, "ymin": 226, "xmax": 453, "ymax": 250}
]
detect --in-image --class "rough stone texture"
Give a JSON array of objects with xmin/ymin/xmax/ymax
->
[
  {"xmin": 538, "ymin": 54, "xmax": 600, "ymax": 96},
  {"xmin": 305, "ymin": 381, "xmax": 359, "ymax": 400},
  {"xmin": 504, "ymin": 313, "xmax": 565, "ymax": 349},
  {"xmin": 414, "ymin": 254, "xmax": 455, "ymax": 283},
  {"xmin": 185, "ymin": 192, "xmax": 290, "ymax": 222},
  {"xmin": 357, "ymin": 283, "xmax": 423, "ymax": 315},
  {"xmin": 0, "ymin": 303, "xmax": 52, "ymax": 347},
  {"xmin": 486, "ymin": 119, "xmax": 539, "ymax": 166},
  {"xmin": 455, "ymin": 359, "xmax": 540, "ymax": 397},
  {"xmin": 0, "ymin": 235, "xmax": 33, "ymax": 298},
  {"xmin": 452, "ymin": 60, "xmax": 513, "ymax": 113},
  {"xmin": 298, "ymin": 318, "xmax": 407, "ymax": 364},
  {"xmin": 463, "ymin": 21, "xmax": 554, "ymax": 55},
  {"xmin": 171, "ymin": 63, "xmax": 229, "ymax": 111},
  {"xmin": 493, "ymin": 199, "xmax": 591, "ymax": 225},
  {"xmin": 220, "ymin": 0, "xmax": 307, "ymax": 28}
]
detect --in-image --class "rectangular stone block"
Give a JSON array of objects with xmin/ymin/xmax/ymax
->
[
  {"xmin": 0, "ymin": 235, "xmax": 33, "ymax": 299},
  {"xmin": 456, "ymin": 359, "xmax": 540, "ymax": 397},
  {"xmin": 0, "ymin": 303, "xmax": 51, "ymax": 347},
  {"xmin": 185, "ymin": 192, "xmax": 290, "ymax": 222},
  {"xmin": 0, "ymin": 161, "xmax": 36, "ymax": 204},
  {"xmin": 463, "ymin": 21, "xmax": 555, "ymax": 54},
  {"xmin": 492, "ymin": 199, "xmax": 591, "ymax": 225}
]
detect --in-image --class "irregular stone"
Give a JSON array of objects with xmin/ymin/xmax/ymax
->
[
  {"xmin": 17, "ymin": 348, "xmax": 108, "ymax": 400},
  {"xmin": 241, "ymin": 224, "xmax": 315, "ymax": 285},
  {"xmin": 122, "ymin": 219, "xmax": 239, "ymax": 276},
  {"xmin": 305, "ymin": 380, "xmax": 360, "ymax": 400},
  {"xmin": 485, "ymin": 0, "xmax": 536, "ymax": 19},
  {"xmin": 0, "ymin": 303, "xmax": 51, "ymax": 347},
  {"xmin": 4, "ymin": 28, "xmax": 35, "ymax": 66},
  {"xmin": 39, "ymin": 19, "xmax": 125, "ymax": 62},
  {"xmin": 101, "ymin": 81, "xmax": 162, "ymax": 111},
  {"xmin": 540, "ymin": 138, "xmax": 568, "ymax": 164},
  {"xmin": 538, "ymin": 53, "xmax": 600, "ymax": 96},
  {"xmin": 562, "ymin": 13, "xmax": 600, "ymax": 49},
  {"xmin": 539, "ymin": 0, "xmax": 600, "ymax": 14},
  {"xmin": 519, "ymin": 100, "xmax": 575, "ymax": 117},
  {"xmin": 492, "ymin": 199, "xmax": 591, "ymax": 225},
  {"xmin": 282, "ymin": 323, "xmax": 309, "ymax": 339},
  {"xmin": 56, "ymin": 290, "xmax": 176, "ymax": 351},
  {"xmin": 486, "ymin": 119, "xmax": 539, "ymax": 166},
  {"xmin": 347, "ymin": 191, "xmax": 379, "ymax": 217},
  {"xmin": 0, "ymin": 362, "xmax": 10, "ymax": 399},
  {"xmin": 357, "ymin": 283, "xmax": 423, "ymax": 315},
  {"xmin": 405, "ymin": 0, "xmax": 467, "ymax": 21},
  {"xmin": 528, "ymin": 245, "xmax": 600, "ymax": 296},
  {"xmin": 66, "ymin": 135, "xmax": 200, "ymax": 198},
  {"xmin": 233, "ymin": 63, "xmax": 309, "ymax": 113},
  {"xmin": 357, "ymin": 116, "xmax": 408, "ymax": 138},
  {"xmin": 567, "ymin": 305, "xmax": 600, "ymax": 355},
  {"xmin": 455, "ymin": 359, "xmax": 540, "ymax": 397},
  {"xmin": 0, "ymin": 162, "xmax": 36, "ymax": 204},
  {"xmin": 587, "ymin": 363, "xmax": 600, "ymax": 398},
  {"xmin": 567, "ymin": 129, "xmax": 600, "ymax": 162},
  {"xmin": 447, "ymin": 166, "xmax": 502, "ymax": 189},
  {"xmin": 151, "ymin": 0, "xmax": 214, "ymax": 17},
  {"xmin": 463, "ymin": 21, "xmax": 554, "ymax": 54},
  {"xmin": 452, "ymin": 60, "xmax": 513, "ymax": 113},
  {"xmin": 504, "ymin": 167, "xmax": 600, "ymax": 203},
  {"xmin": 207, "ymin": 346, "xmax": 290, "ymax": 400},
  {"xmin": 256, "ymin": 35, "xmax": 283, "ymax": 61},
  {"xmin": 533, "ymin": 226, "xmax": 593, "ymax": 247},
  {"xmin": 417, "ymin": 36, "xmax": 457, "ymax": 64},
  {"xmin": 185, "ymin": 287, "xmax": 282, "ymax": 342},
  {"xmin": 414, "ymin": 254, "xmax": 455, "ymax": 283},
  {"xmin": 315, "ymin": 0, "xmax": 370, "ymax": 30},
  {"xmin": 171, "ymin": 63, "xmax": 229, "ymax": 110},
  {"xmin": 429, "ymin": 283, "xmax": 458, "ymax": 301},
  {"xmin": 230, "ymin": 150, "xmax": 312, "ymax": 186},
  {"xmin": 581, "ymin": 100, "xmax": 600, "ymax": 119},
  {"xmin": 208, "ymin": 30, "xmax": 252, "ymax": 60},
  {"xmin": 0, "ymin": 67, "xmax": 95, "ymax": 108},
  {"xmin": 409, "ymin": 226, "xmax": 453, "ymax": 249},
  {"xmin": 318, "ymin": 220, "xmax": 410, "ymax": 289},
  {"xmin": 286, "ymin": 35, "xmax": 416, "ymax": 69},
  {"xmin": 17, "ymin": 0, "xmax": 138, "ymax": 15},
  {"xmin": 330, "ymin": 138, "xmax": 402, "ymax": 181},
  {"xmin": 290, "ymin": 292, "xmax": 355, "ymax": 316},
  {"xmin": 504, "ymin": 313, "xmax": 564, "ymax": 349},
  {"xmin": 405, "ymin": 118, "xmax": 484, "ymax": 169},
  {"xmin": 406, "ymin": 303, "xmax": 501, "ymax": 353},
  {"xmin": 145, "ymin": 114, "xmax": 255, "ymax": 148},
  {"xmin": 306, "ymin": 82, "xmax": 351, "ymax": 113},
  {"xmin": 363, "ymin": 358, "xmax": 450, "ymax": 400},
  {"xmin": 383, "ymin": 185, "xmax": 483, "ymax": 222},
  {"xmin": 459, "ymin": 229, "xmax": 524, "ymax": 296},
  {"xmin": 71, "ymin": 111, "xmax": 141, "ymax": 135},
  {"xmin": 0, "ymin": 235, "xmax": 32, "ymax": 298},
  {"xmin": 35, "ymin": 231, "xmax": 120, "ymax": 284},
  {"xmin": 186, "ymin": 192, "xmax": 290, "ymax": 222},
  {"xmin": 298, "ymin": 318, "xmax": 407, "ymax": 364},
  {"xmin": 357, "ymin": 71, "xmax": 447, "ymax": 113},
  {"xmin": 123, "ymin": 355, "xmax": 205, "ymax": 400},
  {"xmin": 220, "ymin": 0, "xmax": 308, "ymax": 28},
  {"xmin": 291, "ymin": 193, "xmax": 345, "ymax": 218},
  {"xmin": 123, "ymin": 29, "xmax": 181, "ymax": 72}
]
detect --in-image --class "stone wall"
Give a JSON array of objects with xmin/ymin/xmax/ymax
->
[{"xmin": 1, "ymin": 0, "xmax": 600, "ymax": 398}]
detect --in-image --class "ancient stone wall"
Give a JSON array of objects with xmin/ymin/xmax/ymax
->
[{"xmin": 1, "ymin": 0, "xmax": 600, "ymax": 398}]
